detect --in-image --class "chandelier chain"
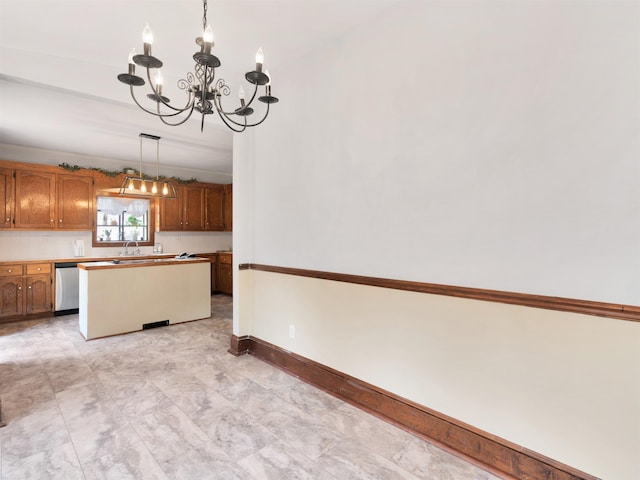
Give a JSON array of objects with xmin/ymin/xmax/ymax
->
[{"xmin": 202, "ymin": 0, "xmax": 208, "ymax": 32}]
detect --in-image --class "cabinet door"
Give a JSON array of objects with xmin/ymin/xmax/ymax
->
[
  {"xmin": 25, "ymin": 275, "xmax": 52, "ymax": 314},
  {"xmin": 0, "ymin": 277, "xmax": 24, "ymax": 318},
  {"xmin": 223, "ymin": 184, "xmax": 232, "ymax": 231},
  {"xmin": 204, "ymin": 186, "xmax": 224, "ymax": 231},
  {"xmin": 217, "ymin": 254, "xmax": 233, "ymax": 295},
  {"xmin": 183, "ymin": 187, "xmax": 205, "ymax": 231},
  {"xmin": 159, "ymin": 186, "xmax": 184, "ymax": 231},
  {"xmin": 210, "ymin": 258, "xmax": 218, "ymax": 293},
  {"xmin": 57, "ymin": 174, "xmax": 94, "ymax": 230},
  {"xmin": 0, "ymin": 167, "xmax": 14, "ymax": 228},
  {"xmin": 195, "ymin": 254, "xmax": 217, "ymax": 293},
  {"xmin": 14, "ymin": 170, "xmax": 56, "ymax": 229},
  {"xmin": 217, "ymin": 264, "xmax": 232, "ymax": 295}
]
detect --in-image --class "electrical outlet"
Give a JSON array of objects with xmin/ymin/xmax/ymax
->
[{"xmin": 289, "ymin": 325, "xmax": 295, "ymax": 339}]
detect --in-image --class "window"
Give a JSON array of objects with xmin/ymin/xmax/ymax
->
[{"xmin": 94, "ymin": 195, "xmax": 154, "ymax": 247}]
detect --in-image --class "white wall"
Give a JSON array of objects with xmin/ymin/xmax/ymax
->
[
  {"xmin": 234, "ymin": 1, "xmax": 640, "ymax": 479},
  {"xmin": 0, "ymin": 230, "xmax": 231, "ymax": 261},
  {"xmin": 250, "ymin": 0, "xmax": 640, "ymax": 306}
]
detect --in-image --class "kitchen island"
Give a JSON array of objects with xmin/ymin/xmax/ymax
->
[{"xmin": 78, "ymin": 257, "xmax": 210, "ymax": 340}]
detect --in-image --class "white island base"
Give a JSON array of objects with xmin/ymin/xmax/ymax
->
[{"xmin": 78, "ymin": 258, "xmax": 211, "ymax": 340}]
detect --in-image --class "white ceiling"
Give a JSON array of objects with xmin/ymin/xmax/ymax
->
[{"xmin": 0, "ymin": 0, "xmax": 398, "ymax": 176}]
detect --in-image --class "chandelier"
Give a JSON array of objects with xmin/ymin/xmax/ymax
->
[
  {"xmin": 119, "ymin": 133, "xmax": 177, "ymax": 198},
  {"xmin": 117, "ymin": 0, "xmax": 278, "ymax": 133}
]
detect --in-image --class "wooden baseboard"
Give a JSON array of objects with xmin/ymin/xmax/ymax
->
[
  {"xmin": 0, "ymin": 397, "xmax": 5, "ymax": 428},
  {"xmin": 228, "ymin": 334, "xmax": 251, "ymax": 356},
  {"xmin": 0, "ymin": 311, "xmax": 53, "ymax": 325},
  {"xmin": 231, "ymin": 334, "xmax": 600, "ymax": 480}
]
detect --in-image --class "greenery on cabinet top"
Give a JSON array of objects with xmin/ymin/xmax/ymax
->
[{"xmin": 59, "ymin": 163, "xmax": 198, "ymax": 184}]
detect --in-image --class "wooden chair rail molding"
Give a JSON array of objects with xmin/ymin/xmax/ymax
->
[
  {"xmin": 228, "ymin": 335, "xmax": 599, "ymax": 480},
  {"xmin": 238, "ymin": 263, "xmax": 639, "ymax": 323}
]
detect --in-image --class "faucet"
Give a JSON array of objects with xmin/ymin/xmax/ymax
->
[{"xmin": 124, "ymin": 241, "xmax": 140, "ymax": 256}]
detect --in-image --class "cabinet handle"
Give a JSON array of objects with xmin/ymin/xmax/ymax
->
[
  {"xmin": 59, "ymin": 219, "xmax": 62, "ymax": 223},
  {"xmin": 50, "ymin": 219, "xmax": 54, "ymax": 223},
  {"xmin": 28, "ymin": 285, "xmax": 32, "ymax": 289},
  {"xmin": 37, "ymin": 267, "xmax": 41, "ymax": 271},
  {"xmin": 7, "ymin": 269, "xmax": 11, "ymax": 273},
  {"xmin": 17, "ymin": 285, "xmax": 22, "ymax": 290}
]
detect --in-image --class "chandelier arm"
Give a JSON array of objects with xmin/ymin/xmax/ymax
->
[
  {"xmin": 244, "ymin": 82, "xmax": 260, "ymax": 108},
  {"xmin": 158, "ymin": 104, "xmax": 197, "ymax": 127},
  {"xmin": 129, "ymin": 86, "xmax": 194, "ymax": 118},
  {"xmin": 214, "ymin": 106, "xmax": 248, "ymax": 133},
  {"xmin": 211, "ymin": 79, "xmax": 252, "ymax": 116},
  {"xmin": 241, "ymin": 103, "xmax": 272, "ymax": 128},
  {"xmin": 212, "ymin": 93, "xmax": 248, "ymax": 127},
  {"xmin": 217, "ymin": 82, "xmax": 262, "ymax": 116},
  {"xmin": 217, "ymin": 114, "xmax": 247, "ymax": 133},
  {"xmin": 144, "ymin": 67, "xmax": 196, "ymax": 114},
  {"xmin": 228, "ymin": 103, "xmax": 271, "ymax": 128},
  {"xmin": 212, "ymin": 92, "xmax": 270, "ymax": 129}
]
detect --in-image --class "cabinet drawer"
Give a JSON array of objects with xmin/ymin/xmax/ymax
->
[
  {"xmin": 26, "ymin": 263, "xmax": 51, "ymax": 275},
  {"xmin": 0, "ymin": 264, "xmax": 24, "ymax": 276}
]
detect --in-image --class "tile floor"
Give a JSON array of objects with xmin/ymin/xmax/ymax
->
[{"xmin": 0, "ymin": 295, "xmax": 503, "ymax": 480}]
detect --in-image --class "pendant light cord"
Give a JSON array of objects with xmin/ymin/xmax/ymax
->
[{"xmin": 139, "ymin": 136, "xmax": 143, "ymax": 178}]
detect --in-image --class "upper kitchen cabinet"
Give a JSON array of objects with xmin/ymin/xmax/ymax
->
[
  {"xmin": 0, "ymin": 167, "xmax": 14, "ymax": 229},
  {"xmin": 56, "ymin": 174, "xmax": 94, "ymax": 230},
  {"xmin": 13, "ymin": 169, "xmax": 94, "ymax": 230},
  {"xmin": 183, "ymin": 186, "xmax": 205, "ymax": 231},
  {"xmin": 1, "ymin": 161, "xmax": 94, "ymax": 231},
  {"xmin": 205, "ymin": 185, "xmax": 224, "ymax": 231},
  {"xmin": 159, "ymin": 185, "xmax": 184, "ymax": 231},
  {"xmin": 0, "ymin": 159, "xmax": 232, "ymax": 233},
  {"xmin": 223, "ymin": 184, "xmax": 232, "ymax": 231},
  {"xmin": 14, "ymin": 170, "xmax": 56, "ymax": 229},
  {"xmin": 158, "ymin": 184, "xmax": 229, "ymax": 232}
]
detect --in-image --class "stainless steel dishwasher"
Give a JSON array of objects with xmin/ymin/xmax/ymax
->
[{"xmin": 54, "ymin": 262, "xmax": 79, "ymax": 315}]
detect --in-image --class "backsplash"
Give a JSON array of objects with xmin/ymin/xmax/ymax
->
[{"xmin": 0, "ymin": 230, "xmax": 232, "ymax": 261}]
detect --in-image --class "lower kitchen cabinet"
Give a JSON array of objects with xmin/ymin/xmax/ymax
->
[
  {"xmin": 0, "ymin": 262, "xmax": 52, "ymax": 320},
  {"xmin": 25, "ymin": 274, "xmax": 52, "ymax": 314},
  {"xmin": 217, "ymin": 253, "xmax": 233, "ymax": 295},
  {"xmin": 196, "ymin": 254, "xmax": 218, "ymax": 294},
  {"xmin": 0, "ymin": 276, "xmax": 24, "ymax": 317}
]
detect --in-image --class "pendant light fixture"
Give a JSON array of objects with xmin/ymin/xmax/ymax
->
[
  {"xmin": 117, "ymin": 0, "xmax": 279, "ymax": 133},
  {"xmin": 119, "ymin": 134, "xmax": 177, "ymax": 198}
]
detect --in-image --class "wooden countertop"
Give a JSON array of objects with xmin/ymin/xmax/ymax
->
[
  {"xmin": 78, "ymin": 257, "xmax": 210, "ymax": 271},
  {"xmin": 0, "ymin": 252, "xmax": 230, "ymax": 265}
]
